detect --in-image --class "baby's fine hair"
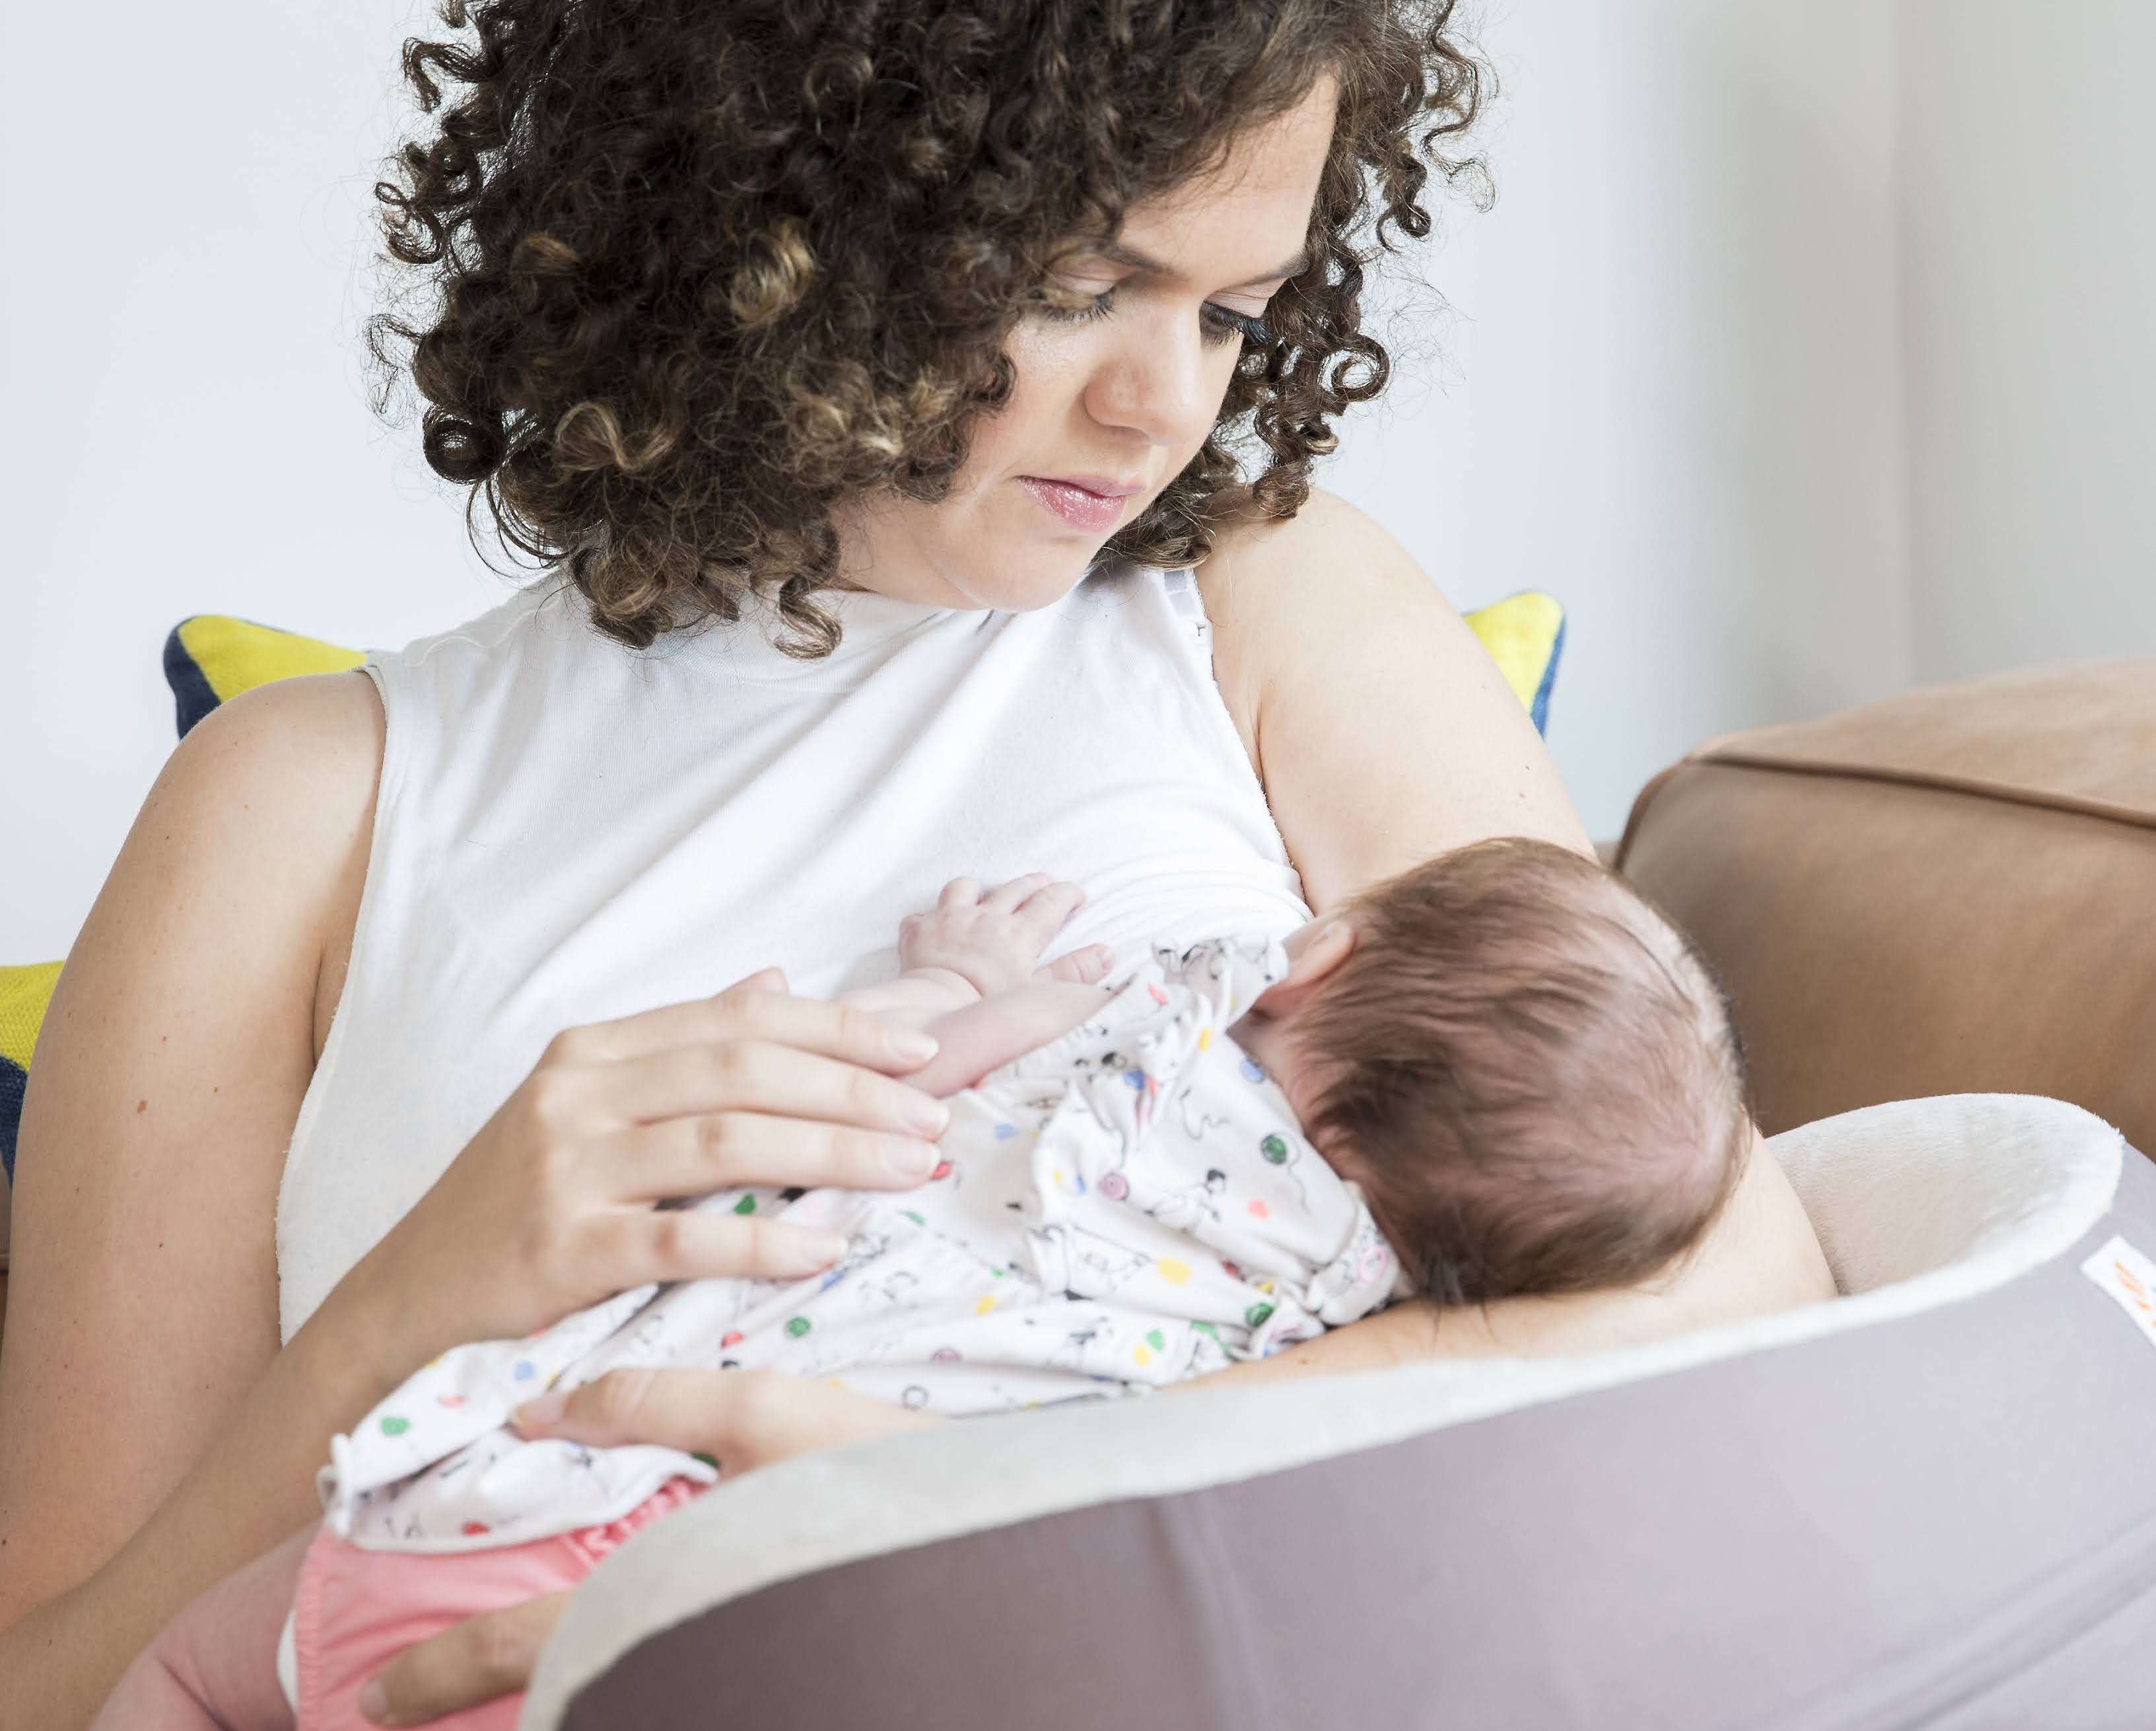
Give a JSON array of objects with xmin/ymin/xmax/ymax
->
[{"xmin": 1294, "ymin": 837, "xmax": 1751, "ymax": 1306}]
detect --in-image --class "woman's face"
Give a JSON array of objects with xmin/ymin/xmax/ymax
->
[{"xmin": 831, "ymin": 72, "xmax": 1340, "ymax": 612}]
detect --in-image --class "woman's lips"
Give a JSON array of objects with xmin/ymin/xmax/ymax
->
[{"xmin": 1018, "ymin": 476, "xmax": 1129, "ymax": 534}]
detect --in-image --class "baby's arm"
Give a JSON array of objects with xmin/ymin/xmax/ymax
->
[
  {"xmin": 90, "ymin": 1523, "xmax": 314, "ymax": 1731},
  {"xmin": 835, "ymin": 875, "xmax": 1116, "ymax": 1094},
  {"xmin": 897, "ymin": 979, "xmax": 1113, "ymax": 1098}
]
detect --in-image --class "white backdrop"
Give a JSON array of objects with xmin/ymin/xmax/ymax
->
[
  {"xmin": 1898, "ymin": 0, "xmax": 2156, "ymax": 682},
  {"xmin": 3, "ymin": 1, "xmax": 2150, "ymax": 964}
]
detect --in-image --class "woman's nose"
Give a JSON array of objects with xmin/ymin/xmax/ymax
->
[{"xmin": 1081, "ymin": 318, "xmax": 1216, "ymax": 448}]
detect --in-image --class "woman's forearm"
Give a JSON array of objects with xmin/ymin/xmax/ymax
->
[{"xmin": 0, "ymin": 1294, "xmax": 408, "ymax": 1731}]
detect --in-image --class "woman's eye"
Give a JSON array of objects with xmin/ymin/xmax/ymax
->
[
  {"xmin": 1201, "ymin": 304, "xmax": 1274, "ymax": 347},
  {"xmin": 1029, "ymin": 285, "xmax": 1273, "ymax": 347},
  {"xmin": 1030, "ymin": 285, "xmax": 1118, "ymax": 325}
]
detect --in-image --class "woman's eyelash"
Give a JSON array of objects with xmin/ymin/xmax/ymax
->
[
  {"xmin": 1031, "ymin": 287, "xmax": 1273, "ymax": 347},
  {"xmin": 1206, "ymin": 304, "xmax": 1274, "ymax": 345}
]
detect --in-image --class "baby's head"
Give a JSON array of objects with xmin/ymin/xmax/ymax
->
[{"xmin": 1234, "ymin": 837, "xmax": 1750, "ymax": 1305}]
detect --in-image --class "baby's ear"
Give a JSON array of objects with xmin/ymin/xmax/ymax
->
[
  {"xmin": 1284, "ymin": 917, "xmax": 1356, "ymax": 983},
  {"xmin": 1253, "ymin": 920, "xmax": 1356, "ymax": 1019}
]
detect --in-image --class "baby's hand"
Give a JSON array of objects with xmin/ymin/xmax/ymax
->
[{"xmin": 899, "ymin": 874, "xmax": 1113, "ymax": 998}]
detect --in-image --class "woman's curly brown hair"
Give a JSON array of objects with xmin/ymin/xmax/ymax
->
[{"xmin": 367, "ymin": 0, "xmax": 1493, "ymax": 653}]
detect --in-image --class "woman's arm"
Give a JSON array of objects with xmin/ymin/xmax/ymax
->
[
  {"xmin": 0, "ymin": 672, "xmax": 394, "ymax": 1720},
  {"xmin": 1197, "ymin": 491, "xmax": 1834, "ymax": 1351},
  {"xmin": 1198, "ymin": 485, "xmax": 1593, "ymax": 917},
  {"xmin": 0, "ymin": 670, "xmax": 958, "ymax": 1730},
  {"xmin": 1190, "ymin": 487, "xmax": 1595, "ymax": 1380}
]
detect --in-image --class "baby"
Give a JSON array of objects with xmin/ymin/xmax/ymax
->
[{"xmin": 98, "ymin": 836, "xmax": 1755, "ymax": 1731}]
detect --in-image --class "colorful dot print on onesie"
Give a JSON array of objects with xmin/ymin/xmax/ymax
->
[{"xmin": 315, "ymin": 932, "xmax": 1399, "ymax": 1555}]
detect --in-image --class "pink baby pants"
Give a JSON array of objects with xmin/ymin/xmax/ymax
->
[{"xmin": 293, "ymin": 1476, "xmax": 706, "ymax": 1731}]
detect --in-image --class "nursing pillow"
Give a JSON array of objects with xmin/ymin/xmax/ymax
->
[
  {"xmin": 0, "ymin": 588, "xmax": 1566, "ymax": 1191},
  {"xmin": 523, "ymin": 1095, "xmax": 2156, "ymax": 1731}
]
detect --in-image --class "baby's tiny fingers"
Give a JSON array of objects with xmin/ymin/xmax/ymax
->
[
  {"xmin": 1017, "ymin": 880, "xmax": 1088, "ymax": 929},
  {"xmin": 983, "ymin": 871, "xmax": 1057, "ymax": 909},
  {"xmin": 936, "ymin": 876, "xmax": 984, "ymax": 909},
  {"xmin": 1035, "ymin": 945, "xmax": 1115, "ymax": 985}
]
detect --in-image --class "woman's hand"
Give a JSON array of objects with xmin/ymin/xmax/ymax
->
[
  {"xmin": 354, "ymin": 1369, "xmax": 938, "ymax": 1726},
  {"xmin": 330, "ymin": 968, "xmax": 956, "ymax": 1381}
]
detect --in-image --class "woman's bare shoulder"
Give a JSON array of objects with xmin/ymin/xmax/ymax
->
[
  {"xmin": 1190, "ymin": 486, "xmax": 1588, "ymax": 911},
  {"xmin": 1185, "ymin": 489, "xmax": 1397, "ymax": 783},
  {"xmin": 178, "ymin": 664, "xmax": 385, "ymax": 804},
  {"xmin": 0, "ymin": 668, "xmax": 382, "ymax": 1621},
  {"xmin": 1191, "ymin": 485, "xmax": 1467, "ymax": 728},
  {"xmin": 1195, "ymin": 485, "xmax": 1407, "ymax": 599},
  {"xmin": 148, "ymin": 670, "xmax": 386, "ymax": 1061}
]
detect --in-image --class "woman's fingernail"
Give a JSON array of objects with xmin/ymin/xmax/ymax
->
[
  {"xmin": 784, "ymin": 1228, "xmax": 851, "ymax": 1271},
  {"xmin": 357, "ymin": 1678, "xmax": 393, "ymax": 1724},
  {"xmin": 512, "ymin": 1390, "xmax": 568, "ymax": 1429},
  {"xmin": 884, "ymin": 1137, "xmax": 938, "ymax": 1178},
  {"xmin": 887, "ymin": 1028, "xmax": 939, "ymax": 1062},
  {"xmin": 903, "ymin": 1092, "xmax": 951, "ymax": 1136}
]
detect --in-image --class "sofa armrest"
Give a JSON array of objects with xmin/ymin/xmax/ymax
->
[{"xmin": 1617, "ymin": 658, "xmax": 2156, "ymax": 1156}]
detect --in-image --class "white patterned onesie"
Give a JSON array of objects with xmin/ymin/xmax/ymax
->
[{"xmin": 321, "ymin": 931, "xmax": 1400, "ymax": 1553}]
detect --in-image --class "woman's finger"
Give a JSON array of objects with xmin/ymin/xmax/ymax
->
[
  {"xmin": 510, "ymin": 1366, "xmax": 726, "ymax": 1451},
  {"xmin": 607, "ymin": 1039, "xmax": 952, "ymax": 1138},
  {"xmin": 512, "ymin": 1367, "xmax": 941, "ymax": 1475},
  {"xmin": 582, "ymin": 1203, "xmax": 856, "ymax": 1285},
  {"xmin": 600, "ymin": 1111, "xmax": 942, "ymax": 1203},
  {"xmin": 545, "ymin": 985, "xmax": 936, "ymax": 1073},
  {"xmin": 357, "ymin": 1592, "xmax": 569, "ymax": 1727}
]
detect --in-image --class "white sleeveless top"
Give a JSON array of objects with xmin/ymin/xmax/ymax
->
[{"xmin": 277, "ymin": 561, "xmax": 1314, "ymax": 1340}]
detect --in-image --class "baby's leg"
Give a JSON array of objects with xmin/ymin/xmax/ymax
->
[{"xmin": 92, "ymin": 1522, "xmax": 314, "ymax": 1731}]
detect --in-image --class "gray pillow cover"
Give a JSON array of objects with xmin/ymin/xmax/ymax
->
[{"xmin": 522, "ymin": 1096, "xmax": 2156, "ymax": 1730}]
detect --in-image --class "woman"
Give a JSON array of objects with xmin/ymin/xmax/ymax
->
[{"xmin": 0, "ymin": 4, "xmax": 1827, "ymax": 1726}]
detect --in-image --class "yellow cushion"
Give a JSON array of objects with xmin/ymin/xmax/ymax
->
[
  {"xmin": 163, "ymin": 615, "xmax": 366, "ymax": 738},
  {"xmin": 0, "ymin": 963, "xmax": 57, "ymax": 1075},
  {"xmin": 1462, "ymin": 590, "xmax": 1566, "ymax": 736},
  {"xmin": 1, "ymin": 962, "xmax": 62, "ymax": 1183}
]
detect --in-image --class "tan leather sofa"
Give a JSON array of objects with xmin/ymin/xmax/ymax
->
[{"xmin": 1617, "ymin": 658, "xmax": 2156, "ymax": 1160}]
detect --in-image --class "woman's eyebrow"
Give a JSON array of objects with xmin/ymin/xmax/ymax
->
[{"xmin": 1088, "ymin": 240, "xmax": 1309, "ymax": 289}]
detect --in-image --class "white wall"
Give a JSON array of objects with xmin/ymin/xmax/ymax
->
[
  {"xmin": 1, "ymin": 4, "xmax": 509, "ymax": 964},
  {"xmin": 1331, "ymin": 0, "xmax": 1910, "ymax": 840},
  {"xmin": 1898, "ymin": 0, "xmax": 2156, "ymax": 683},
  {"xmin": 3, "ymin": 2, "xmax": 2147, "ymax": 966}
]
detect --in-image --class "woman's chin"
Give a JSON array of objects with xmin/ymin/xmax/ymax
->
[{"xmin": 963, "ymin": 549, "xmax": 1110, "ymax": 613}]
